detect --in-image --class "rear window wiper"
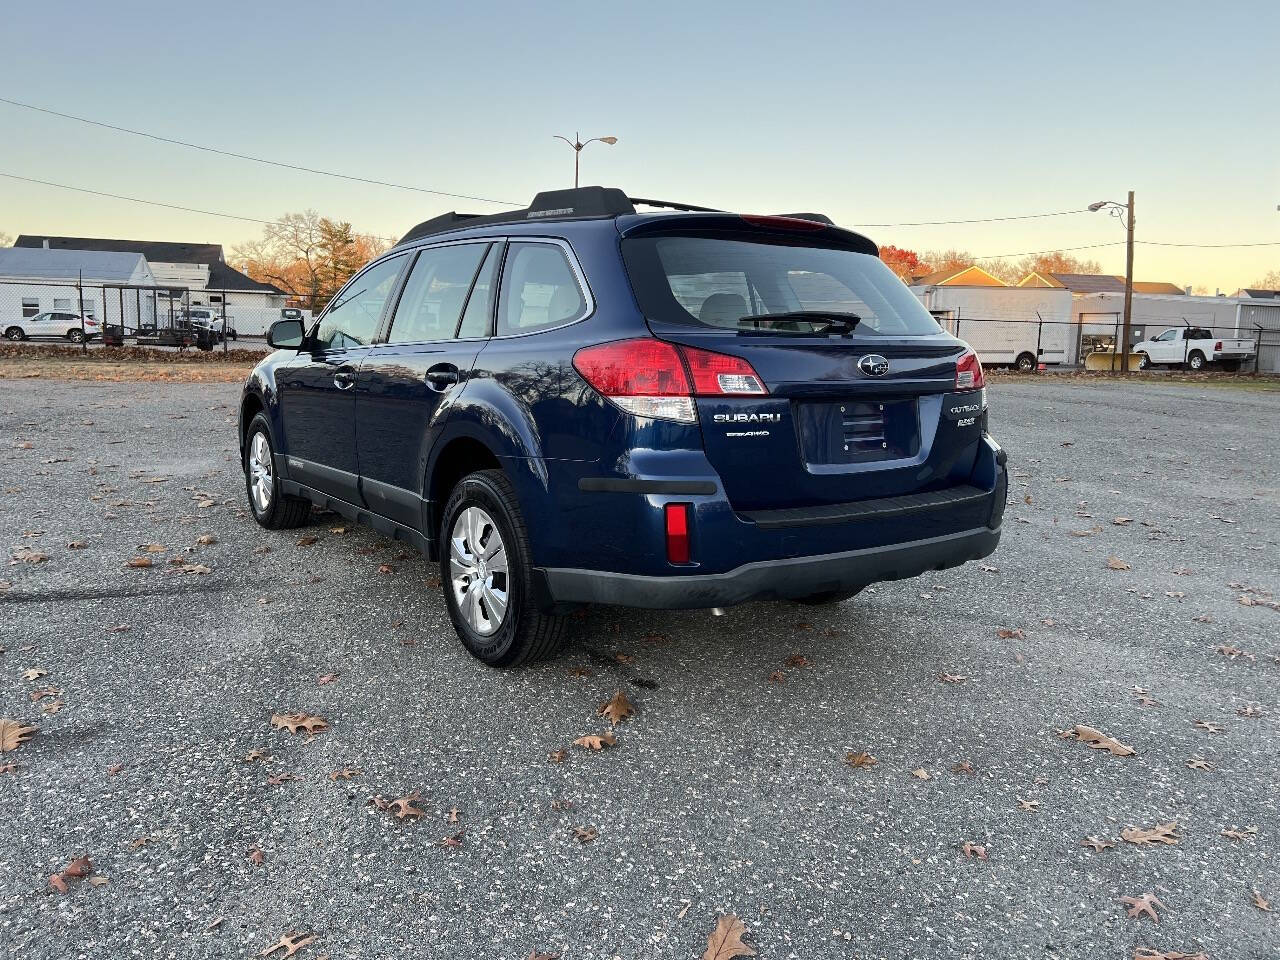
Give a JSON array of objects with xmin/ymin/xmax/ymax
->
[{"xmin": 736, "ymin": 311, "xmax": 861, "ymax": 336}]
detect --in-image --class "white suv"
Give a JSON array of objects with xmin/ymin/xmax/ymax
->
[{"xmin": 5, "ymin": 312, "xmax": 100, "ymax": 343}]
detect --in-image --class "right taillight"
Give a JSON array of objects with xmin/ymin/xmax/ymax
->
[
  {"xmin": 572, "ymin": 338, "xmax": 767, "ymax": 423},
  {"xmin": 955, "ymin": 350, "xmax": 985, "ymax": 391}
]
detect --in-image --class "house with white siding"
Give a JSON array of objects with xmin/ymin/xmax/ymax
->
[{"xmin": 0, "ymin": 247, "xmax": 156, "ymax": 325}]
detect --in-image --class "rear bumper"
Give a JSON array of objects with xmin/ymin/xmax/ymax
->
[{"xmin": 537, "ymin": 524, "xmax": 1000, "ymax": 609}]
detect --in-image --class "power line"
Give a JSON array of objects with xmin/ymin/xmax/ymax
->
[
  {"xmin": 971, "ymin": 239, "xmax": 1280, "ymax": 260},
  {"xmin": 0, "ymin": 95, "xmax": 519, "ymax": 206},
  {"xmin": 0, "ymin": 172, "xmax": 399, "ymax": 241},
  {"xmin": 853, "ymin": 209, "xmax": 1090, "ymax": 227},
  {"xmin": 971, "ymin": 241, "xmax": 1127, "ymax": 260}
]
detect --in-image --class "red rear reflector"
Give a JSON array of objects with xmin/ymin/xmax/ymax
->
[
  {"xmin": 665, "ymin": 503, "xmax": 691, "ymax": 564},
  {"xmin": 1215, "ymin": 341, "xmax": 1223, "ymax": 351},
  {"xmin": 955, "ymin": 350, "xmax": 986, "ymax": 391},
  {"xmin": 740, "ymin": 214, "xmax": 827, "ymax": 231},
  {"xmin": 680, "ymin": 345, "xmax": 767, "ymax": 395}
]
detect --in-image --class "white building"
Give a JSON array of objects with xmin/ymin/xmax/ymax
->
[
  {"xmin": 0, "ymin": 247, "xmax": 156, "ymax": 325},
  {"xmin": 13, "ymin": 235, "xmax": 294, "ymax": 335}
]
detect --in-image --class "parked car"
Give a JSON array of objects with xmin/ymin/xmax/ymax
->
[
  {"xmin": 239, "ymin": 187, "xmax": 1007, "ymax": 666},
  {"xmin": 5, "ymin": 311, "xmax": 99, "ymax": 343},
  {"xmin": 185, "ymin": 308, "xmax": 237, "ymax": 342},
  {"xmin": 1133, "ymin": 327, "xmax": 1256, "ymax": 371}
]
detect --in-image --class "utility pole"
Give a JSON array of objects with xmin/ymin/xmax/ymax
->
[
  {"xmin": 1120, "ymin": 190, "xmax": 1135, "ymax": 374},
  {"xmin": 553, "ymin": 132, "xmax": 618, "ymax": 189}
]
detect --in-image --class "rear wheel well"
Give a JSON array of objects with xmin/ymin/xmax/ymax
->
[{"xmin": 429, "ymin": 437, "xmax": 502, "ymax": 541}]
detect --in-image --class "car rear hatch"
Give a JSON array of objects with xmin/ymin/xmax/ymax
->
[{"xmin": 619, "ymin": 215, "xmax": 988, "ymax": 512}]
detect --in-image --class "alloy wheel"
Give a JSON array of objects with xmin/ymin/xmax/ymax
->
[
  {"xmin": 248, "ymin": 431, "xmax": 273, "ymax": 513},
  {"xmin": 449, "ymin": 506, "xmax": 509, "ymax": 636}
]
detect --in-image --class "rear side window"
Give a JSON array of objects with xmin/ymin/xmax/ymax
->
[
  {"xmin": 497, "ymin": 242, "xmax": 586, "ymax": 336},
  {"xmin": 622, "ymin": 235, "xmax": 943, "ymax": 336},
  {"xmin": 388, "ymin": 243, "xmax": 489, "ymax": 343},
  {"xmin": 456, "ymin": 244, "xmax": 500, "ymax": 339}
]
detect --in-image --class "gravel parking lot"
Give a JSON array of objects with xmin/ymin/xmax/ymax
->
[{"xmin": 2, "ymin": 374, "xmax": 1277, "ymax": 960}]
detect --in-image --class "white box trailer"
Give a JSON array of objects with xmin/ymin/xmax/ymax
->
[{"xmin": 909, "ymin": 284, "xmax": 1075, "ymax": 370}]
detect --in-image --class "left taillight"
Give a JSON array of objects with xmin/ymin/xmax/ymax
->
[
  {"xmin": 572, "ymin": 337, "xmax": 767, "ymax": 423},
  {"xmin": 955, "ymin": 350, "xmax": 985, "ymax": 391}
]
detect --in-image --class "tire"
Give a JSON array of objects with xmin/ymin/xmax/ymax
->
[
  {"xmin": 1187, "ymin": 350, "xmax": 1206, "ymax": 371},
  {"xmin": 4, "ymin": 327, "xmax": 24, "ymax": 341},
  {"xmin": 1015, "ymin": 352, "xmax": 1036, "ymax": 373},
  {"xmin": 67, "ymin": 328, "xmax": 86, "ymax": 343},
  {"xmin": 243, "ymin": 412, "xmax": 310, "ymax": 529},
  {"xmin": 791, "ymin": 587, "xmax": 863, "ymax": 606},
  {"xmin": 1137, "ymin": 353, "xmax": 1151, "ymax": 370},
  {"xmin": 439, "ymin": 469, "xmax": 565, "ymax": 667}
]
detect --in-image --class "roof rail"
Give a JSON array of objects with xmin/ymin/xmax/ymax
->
[{"xmin": 629, "ymin": 197, "xmax": 723, "ymax": 213}]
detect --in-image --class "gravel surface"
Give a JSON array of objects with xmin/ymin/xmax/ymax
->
[{"xmin": 1, "ymin": 376, "xmax": 1277, "ymax": 960}]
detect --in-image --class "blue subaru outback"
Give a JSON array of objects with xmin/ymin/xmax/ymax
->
[{"xmin": 240, "ymin": 187, "xmax": 1005, "ymax": 666}]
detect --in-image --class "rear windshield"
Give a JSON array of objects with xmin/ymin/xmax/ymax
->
[{"xmin": 622, "ymin": 235, "xmax": 943, "ymax": 336}]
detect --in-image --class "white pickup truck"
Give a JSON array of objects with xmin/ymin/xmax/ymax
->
[{"xmin": 1133, "ymin": 327, "xmax": 1256, "ymax": 371}]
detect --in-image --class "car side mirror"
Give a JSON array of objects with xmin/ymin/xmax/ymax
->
[{"xmin": 267, "ymin": 318, "xmax": 305, "ymax": 349}]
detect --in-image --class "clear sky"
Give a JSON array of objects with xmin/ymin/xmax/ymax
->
[{"xmin": 2, "ymin": 0, "xmax": 1277, "ymax": 291}]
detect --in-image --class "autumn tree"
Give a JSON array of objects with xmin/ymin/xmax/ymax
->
[
  {"xmin": 1250, "ymin": 269, "xmax": 1280, "ymax": 289},
  {"xmin": 0, "ymin": 230, "xmax": 12, "ymax": 247},
  {"xmin": 879, "ymin": 245, "xmax": 929, "ymax": 282},
  {"xmin": 1005, "ymin": 251, "xmax": 1103, "ymax": 283},
  {"xmin": 231, "ymin": 211, "xmax": 389, "ymax": 311}
]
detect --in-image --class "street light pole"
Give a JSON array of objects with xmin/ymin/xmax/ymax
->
[
  {"xmin": 1120, "ymin": 190, "xmax": 1135, "ymax": 375},
  {"xmin": 553, "ymin": 132, "xmax": 618, "ymax": 189},
  {"xmin": 1088, "ymin": 192, "xmax": 1136, "ymax": 373}
]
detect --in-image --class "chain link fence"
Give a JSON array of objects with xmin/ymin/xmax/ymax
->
[{"xmin": 0, "ymin": 279, "xmax": 311, "ymax": 353}]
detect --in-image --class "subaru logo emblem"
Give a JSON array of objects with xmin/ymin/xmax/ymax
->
[{"xmin": 858, "ymin": 354, "xmax": 889, "ymax": 377}]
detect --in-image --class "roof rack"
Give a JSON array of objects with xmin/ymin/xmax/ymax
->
[
  {"xmin": 395, "ymin": 186, "xmax": 834, "ymax": 245},
  {"xmin": 397, "ymin": 186, "xmax": 637, "ymax": 245}
]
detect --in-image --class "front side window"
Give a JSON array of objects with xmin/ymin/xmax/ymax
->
[
  {"xmin": 387, "ymin": 243, "xmax": 489, "ymax": 343},
  {"xmin": 1153, "ymin": 329, "xmax": 1176, "ymax": 342},
  {"xmin": 622, "ymin": 235, "xmax": 944, "ymax": 336},
  {"xmin": 22, "ymin": 299, "xmax": 39, "ymax": 318},
  {"xmin": 313, "ymin": 255, "xmax": 405, "ymax": 350},
  {"xmin": 497, "ymin": 242, "xmax": 586, "ymax": 336}
]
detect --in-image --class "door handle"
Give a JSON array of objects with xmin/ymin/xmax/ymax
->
[
  {"xmin": 425, "ymin": 364, "xmax": 460, "ymax": 391},
  {"xmin": 333, "ymin": 367, "xmax": 356, "ymax": 390}
]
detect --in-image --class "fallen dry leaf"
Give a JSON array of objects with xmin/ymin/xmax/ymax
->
[
  {"xmin": 440, "ymin": 829, "xmax": 465, "ymax": 848},
  {"xmin": 912, "ymin": 768, "xmax": 931, "ymax": 780},
  {"xmin": 702, "ymin": 913, "xmax": 756, "ymax": 960},
  {"xmin": 567, "ymin": 667, "xmax": 591, "ymax": 678},
  {"xmin": 0, "ymin": 763, "xmax": 17, "ymax": 774},
  {"xmin": 547, "ymin": 748, "xmax": 568, "ymax": 763},
  {"xmin": 952, "ymin": 760, "xmax": 975, "ymax": 775},
  {"xmin": 271, "ymin": 712, "xmax": 328, "ymax": 735},
  {"xmin": 317, "ymin": 673, "xmax": 339, "ymax": 686},
  {"xmin": 377, "ymin": 563, "xmax": 394, "ymax": 575},
  {"xmin": 249, "ymin": 847, "xmax": 265, "ymax": 865},
  {"xmin": 961, "ymin": 841, "xmax": 987, "ymax": 861},
  {"xmin": 1221, "ymin": 826, "xmax": 1256, "ymax": 841},
  {"xmin": 245, "ymin": 749, "xmax": 269, "ymax": 762},
  {"xmin": 0, "ymin": 718, "xmax": 38, "ymax": 752},
  {"xmin": 1193, "ymin": 720, "xmax": 1223, "ymax": 734},
  {"xmin": 329, "ymin": 768, "xmax": 360, "ymax": 781},
  {"xmin": 1122, "ymin": 822, "xmax": 1180, "ymax": 846},
  {"xmin": 572, "ymin": 825, "xmax": 598, "ymax": 844},
  {"xmin": 1106, "ymin": 557, "xmax": 1131, "ymax": 571},
  {"xmin": 1081, "ymin": 836, "xmax": 1113, "ymax": 853},
  {"xmin": 372, "ymin": 792, "xmax": 426, "ymax": 821},
  {"xmin": 597, "ymin": 690, "xmax": 635, "ymax": 726},
  {"xmin": 1236, "ymin": 704, "xmax": 1262, "ymax": 717},
  {"xmin": 1185, "ymin": 757, "xmax": 1213, "ymax": 771},
  {"xmin": 573, "ymin": 732, "xmax": 617, "ymax": 750},
  {"xmin": 1133, "ymin": 948, "xmax": 1208, "ymax": 960},
  {"xmin": 1069, "ymin": 725, "xmax": 1136, "ymax": 756},
  {"xmin": 845, "ymin": 751, "xmax": 877, "ymax": 769},
  {"xmin": 1017, "ymin": 797, "xmax": 1039, "ymax": 811},
  {"xmin": 448, "ymin": 806, "xmax": 461, "ymax": 823},
  {"xmin": 1251, "ymin": 889, "xmax": 1270, "ymax": 912},
  {"xmin": 67, "ymin": 540, "xmax": 87, "ymax": 550},
  {"xmin": 768, "ymin": 670, "xmax": 785, "ymax": 683},
  {"xmin": 267, "ymin": 772, "xmax": 299, "ymax": 786},
  {"xmin": 938, "ymin": 672, "xmax": 967, "ymax": 683},
  {"xmin": 196, "ymin": 534, "xmax": 217, "ymax": 545},
  {"xmin": 88, "ymin": 875, "xmax": 108, "ymax": 887},
  {"xmin": 126, "ymin": 556, "xmax": 153, "ymax": 569},
  {"xmin": 1113, "ymin": 517, "xmax": 1134, "ymax": 525},
  {"xmin": 21, "ymin": 667, "xmax": 47, "ymax": 681},
  {"xmin": 785, "ymin": 654, "xmax": 811, "ymax": 668},
  {"xmin": 1120, "ymin": 892, "xmax": 1164, "ymax": 923},
  {"xmin": 259, "ymin": 931, "xmax": 315, "ymax": 958},
  {"xmin": 296, "ymin": 536, "xmax": 318, "ymax": 547}
]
